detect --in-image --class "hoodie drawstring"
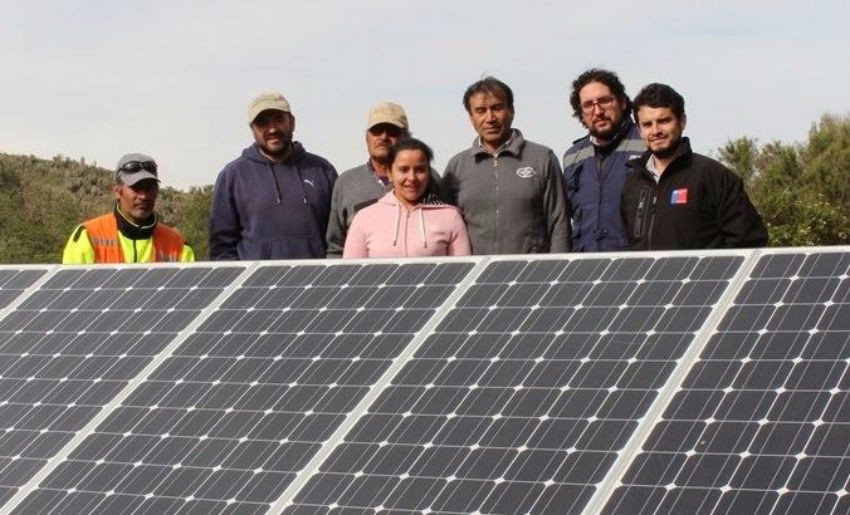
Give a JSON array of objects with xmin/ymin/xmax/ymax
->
[
  {"xmin": 392, "ymin": 203, "xmax": 429, "ymax": 251},
  {"xmin": 293, "ymin": 165, "xmax": 309, "ymax": 205},
  {"xmin": 392, "ymin": 204, "xmax": 401, "ymax": 247},
  {"xmin": 419, "ymin": 209, "xmax": 427, "ymax": 248},
  {"xmin": 266, "ymin": 162, "xmax": 283, "ymax": 204},
  {"xmin": 265, "ymin": 157, "xmax": 309, "ymax": 206}
]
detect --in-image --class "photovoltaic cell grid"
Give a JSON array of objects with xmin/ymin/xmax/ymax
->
[
  {"xmin": 0, "ymin": 266, "xmax": 243, "ymax": 511},
  {"xmin": 604, "ymin": 251, "xmax": 850, "ymax": 515},
  {"xmin": 14, "ymin": 262, "xmax": 473, "ymax": 515},
  {"xmin": 287, "ymin": 255, "xmax": 744, "ymax": 515},
  {"xmin": 0, "ymin": 269, "xmax": 46, "ymax": 310}
]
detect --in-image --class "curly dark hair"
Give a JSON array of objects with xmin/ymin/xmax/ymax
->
[{"xmin": 569, "ymin": 68, "xmax": 631, "ymax": 120}]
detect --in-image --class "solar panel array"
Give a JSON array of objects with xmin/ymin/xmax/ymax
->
[
  {"xmin": 286, "ymin": 255, "xmax": 743, "ymax": 515},
  {"xmin": 0, "ymin": 248, "xmax": 846, "ymax": 515}
]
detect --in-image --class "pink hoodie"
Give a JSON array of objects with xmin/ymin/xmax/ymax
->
[{"xmin": 343, "ymin": 191, "xmax": 471, "ymax": 258}]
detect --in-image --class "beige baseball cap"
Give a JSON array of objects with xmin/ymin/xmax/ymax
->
[
  {"xmin": 249, "ymin": 92, "xmax": 291, "ymax": 123},
  {"xmin": 367, "ymin": 102, "xmax": 408, "ymax": 130}
]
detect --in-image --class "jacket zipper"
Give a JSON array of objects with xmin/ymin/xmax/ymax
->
[
  {"xmin": 647, "ymin": 188, "xmax": 658, "ymax": 250},
  {"xmin": 493, "ymin": 156, "xmax": 499, "ymax": 253},
  {"xmin": 596, "ymin": 179, "xmax": 604, "ymax": 240}
]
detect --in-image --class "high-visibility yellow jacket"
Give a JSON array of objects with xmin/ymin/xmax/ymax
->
[{"xmin": 62, "ymin": 211, "xmax": 195, "ymax": 264}]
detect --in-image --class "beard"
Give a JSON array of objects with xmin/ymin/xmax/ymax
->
[
  {"xmin": 259, "ymin": 133, "xmax": 293, "ymax": 159},
  {"xmin": 650, "ymin": 135, "xmax": 682, "ymax": 160},
  {"xmin": 587, "ymin": 114, "xmax": 624, "ymax": 143},
  {"xmin": 589, "ymin": 123, "xmax": 618, "ymax": 142}
]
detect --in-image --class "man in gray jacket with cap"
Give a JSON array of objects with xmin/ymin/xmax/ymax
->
[
  {"xmin": 325, "ymin": 102, "xmax": 440, "ymax": 257},
  {"xmin": 442, "ymin": 77, "xmax": 570, "ymax": 254}
]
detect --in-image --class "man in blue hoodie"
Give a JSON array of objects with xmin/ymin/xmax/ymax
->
[{"xmin": 209, "ymin": 92, "xmax": 337, "ymax": 260}]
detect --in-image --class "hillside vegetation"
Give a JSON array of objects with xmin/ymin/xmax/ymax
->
[{"xmin": 0, "ymin": 113, "xmax": 847, "ymax": 263}]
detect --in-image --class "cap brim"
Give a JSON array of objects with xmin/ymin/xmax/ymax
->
[
  {"xmin": 119, "ymin": 171, "xmax": 159, "ymax": 186},
  {"xmin": 368, "ymin": 118, "xmax": 406, "ymax": 130}
]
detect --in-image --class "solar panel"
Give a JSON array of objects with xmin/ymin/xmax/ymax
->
[
  {"xmin": 602, "ymin": 250, "xmax": 850, "ymax": 515},
  {"xmin": 11, "ymin": 262, "xmax": 474, "ymax": 515},
  {"xmin": 0, "ymin": 265, "xmax": 245, "ymax": 511},
  {"xmin": 0, "ymin": 249, "xmax": 847, "ymax": 515},
  {"xmin": 0, "ymin": 268, "xmax": 48, "ymax": 311},
  {"xmin": 285, "ymin": 254, "xmax": 746, "ymax": 515}
]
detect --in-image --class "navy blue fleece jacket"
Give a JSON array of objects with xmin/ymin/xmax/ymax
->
[{"xmin": 209, "ymin": 142, "xmax": 337, "ymax": 260}]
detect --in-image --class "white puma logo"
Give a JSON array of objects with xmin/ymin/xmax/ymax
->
[{"xmin": 303, "ymin": 179, "xmax": 315, "ymax": 187}]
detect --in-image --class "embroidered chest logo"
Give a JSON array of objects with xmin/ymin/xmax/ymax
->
[
  {"xmin": 671, "ymin": 188, "xmax": 688, "ymax": 205},
  {"xmin": 516, "ymin": 167, "xmax": 536, "ymax": 179},
  {"xmin": 303, "ymin": 179, "xmax": 316, "ymax": 187}
]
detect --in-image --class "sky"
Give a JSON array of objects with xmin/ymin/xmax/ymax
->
[{"xmin": 1, "ymin": 0, "xmax": 848, "ymax": 190}]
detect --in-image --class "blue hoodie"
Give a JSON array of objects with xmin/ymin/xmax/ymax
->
[{"xmin": 209, "ymin": 142, "xmax": 337, "ymax": 260}]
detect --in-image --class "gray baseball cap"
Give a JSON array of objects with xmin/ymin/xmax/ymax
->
[{"xmin": 115, "ymin": 153, "xmax": 159, "ymax": 186}]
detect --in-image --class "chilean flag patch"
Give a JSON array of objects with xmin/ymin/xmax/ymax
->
[{"xmin": 671, "ymin": 188, "xmax": 688, "ymax": 205}]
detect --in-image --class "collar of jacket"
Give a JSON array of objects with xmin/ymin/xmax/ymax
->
[
  {"xmin": 471, "ymin": 129, "xmax": 525, "ymax": 161},
  {"xmin": 366, "ymin": 159, "xmax": 391, "ymax": 187},
  {"xmin": 114, "ymin": 204, "xmax": 157, "ymax": 240}
]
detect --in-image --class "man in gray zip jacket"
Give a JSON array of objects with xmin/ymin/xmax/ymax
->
[{"xmin": 442, "ymin": 77, "xmax": 570, "ymax": 254}]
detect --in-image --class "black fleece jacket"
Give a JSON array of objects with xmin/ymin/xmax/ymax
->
[{"xmin": 621, "ymin": 138, "xmax": 768, "ymax": 250}]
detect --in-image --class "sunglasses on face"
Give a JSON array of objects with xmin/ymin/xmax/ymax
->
[
  {"xmin": 369, "ymin": 125, "xmax": 403, "ymax": 138},
  {"xmin": 118, "ymin": 161, "xmax": 158, "ymax": 174}
]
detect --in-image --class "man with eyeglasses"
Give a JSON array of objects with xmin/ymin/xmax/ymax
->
[
  {"xmin": 621, "ymin": 83, "xmax": 768, "ymax": 249},
  {"xmin": 563, "ymin": 68, "xmax": 645, "ymax": 252},
  {"xmin": 442, "ymin": 76, "xmax": 570, "ymax": 254},
  {"xmin": 326, "ymin": 102, "xmax": 439, "ymax": 257},
  {"xmin": 209, "ymin": 91, "xmax": 337, "ymax": 260},
  {"xmin": 62, "ymin": 153, "xmax": 195, "ymax": 264}
]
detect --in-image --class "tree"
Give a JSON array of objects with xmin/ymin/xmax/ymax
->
[
  {"xmin": 179, "ymin": 185, "xmax": 212, "ymax": 260},
  {"xmin": 719, "ymin": 113, "xmax": 850, "ymax": 247}
]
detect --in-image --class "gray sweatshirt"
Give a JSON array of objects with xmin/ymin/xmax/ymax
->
[
  {"xmin": 325, "ymin": 163, "xmax": 389, "ymax": 258},
  {"xmin": 442, "ymin": 130, "xmax": 571, "ymax": 254}
]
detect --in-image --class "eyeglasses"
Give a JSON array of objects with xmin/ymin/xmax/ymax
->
[
  {"xmin": 580, "ymin": 95, "xmax": 617, "ymax": 114},
  {"xmin": 118, "ymin": 161, "xmax": 158, "ymax": 174}
]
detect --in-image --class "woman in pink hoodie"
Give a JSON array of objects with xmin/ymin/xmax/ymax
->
[{"xmin": 343, "ymin": 138, "xmax": 471, "ymax": 258}]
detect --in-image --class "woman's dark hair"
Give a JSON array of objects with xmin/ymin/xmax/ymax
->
[
  {"xmin": 388, "ymin": 137, "xmax": 440, "ymax": 199},
  {"xmin": 387, "ymin": 137, "xmax": 434, "ymax": 165}
]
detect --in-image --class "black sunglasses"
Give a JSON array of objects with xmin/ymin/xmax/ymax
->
[
  {"xmin": 117, "ymin": 161, "xmax": 158, "ymax": 174},
  {"xmin": 368, "ymin": 124, "xmax": 404, "ymax": 138}
]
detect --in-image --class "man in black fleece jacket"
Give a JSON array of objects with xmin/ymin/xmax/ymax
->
[{"xmin": 621, "ymin": 83, "xmax": 768, "ymax": 250}]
